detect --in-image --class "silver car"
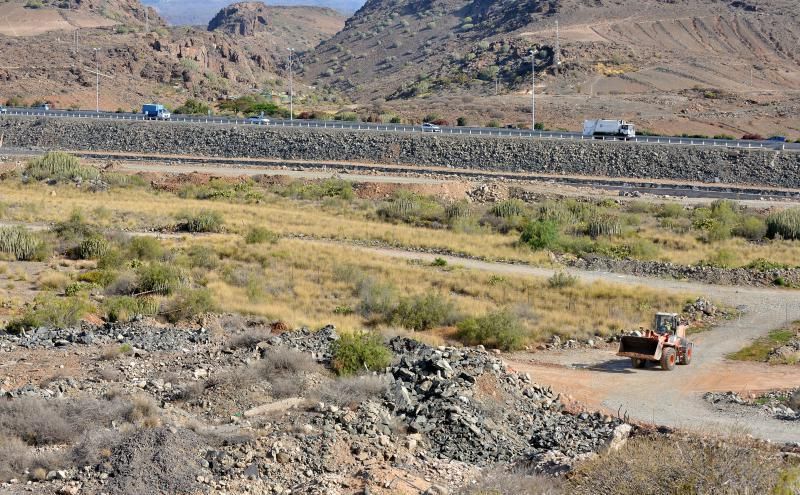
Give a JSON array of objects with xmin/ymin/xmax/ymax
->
[
  {"xmin": 247, "ymin": 115, "xmax": 271, "ymax": 125},
  {"xmin": 422, "ymin": 122, "xmax": 442, "ymax": 133}
]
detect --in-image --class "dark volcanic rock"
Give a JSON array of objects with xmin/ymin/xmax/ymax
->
[{"xmin": 208, "ymin": 2, "xmax": 270, "ymax": 36}]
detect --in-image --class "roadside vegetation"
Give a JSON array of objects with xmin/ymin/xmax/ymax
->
[
  {"xmin": 728, "ymin": 321, "xmax": 799, "ymax": 364},
  {"xmin": 1, "ymin": 160, "xmax": 799, "ymax": 273},
  {"xmin": 0, "ymin": 154, "xmax": 707, "ymax": 348}
]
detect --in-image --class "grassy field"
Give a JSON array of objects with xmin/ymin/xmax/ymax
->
[
  {"xmin": 0, "ymin": 167, "xmax": 799, "ymax": 270},
  {"xmin": 0, "ymin": 154, "xmax": 709, "ymax": 347}
]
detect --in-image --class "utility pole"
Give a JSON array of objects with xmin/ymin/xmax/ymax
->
[
  {"xmin": 530, "ymin": 49, "xmax": 536, "ymax": 131},
  {"xmin": 74, "ymin": 29, "xmax": 79, "ymax": 55},
  {"xmin": 554, "ymin": 20, "xmax": 560, "ymax": 74},
  {"xmin": 288, "ymin": 47, "xmax": 294, "ymax": 121},
  {"xmin": 145, "ymin": 8, "xmax": 149, "ymax": 34},
  {"xmin": 94, "ymin": 48, "xmax": 99, "ymax": 112}
]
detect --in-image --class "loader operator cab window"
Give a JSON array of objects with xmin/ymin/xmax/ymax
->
[{"xmin": 655, "ymin": 315, "xmax": 673, "ymax": 335}]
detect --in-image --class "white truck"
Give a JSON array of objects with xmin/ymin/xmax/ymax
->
[{"xmin": 583, "ymin": 119, "xmax": 635, "ymax": 140}]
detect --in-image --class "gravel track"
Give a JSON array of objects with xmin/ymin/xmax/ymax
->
[{"xmin": 344, "ymin": 244, "xmax": 800, "ymax": 443}]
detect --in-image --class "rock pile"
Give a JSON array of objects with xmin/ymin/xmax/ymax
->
[
  {"xmin": 704, "ymin": 389, "xmax": 800, "ymax": 421},
  {"xmin": 382, "ymin": 338, "xmax": 623, "ymax": 468},
  {"xmin": 0, "ymin": 320, "xmax": 210, "ymax": 351},
  {"xmin": 563, "ymin": 254, "xmax": 800, "ymax": 288}
]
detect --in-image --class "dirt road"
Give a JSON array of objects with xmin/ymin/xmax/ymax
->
[{"xmin": 346, "ymin": 244, "xmax": 800, "ymax": 443}]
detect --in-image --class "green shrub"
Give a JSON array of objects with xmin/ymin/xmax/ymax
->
[
  {"xmin": 185, "ymin": 244, "xmax": 218, "ymax": 269},
  {"xmin": 101, "ymin": 172, "xmax": 147, "ymax": 188},
  {"xmin": 6, "ymin": 293, "xmax": 93, "ymax": 333},
  {"xmin": 701, "ymin": 248, "xmax": 737, "ymax": 268},
  {"xmin": 734, "ymin": 215, "xmax": 767, "ymax": 240},
  {"xmin": 357, "ymin": 277, "xmax": 397, "ymax": 318},
  {"xmin": 767, "ymin": 207, "xmax": 800, "ymax": 240},
  {"xmin": 520, "ymin": 220, "xmax": 560, "ymax": 250},
  {"xmin": 102, "ymin": 296, "xmax": 159, "ymax": 323},
  {"xmin": 490, "ymin": 199, "xmax": 525, "ymax": 218},
  {"xmin": 626, "ymin": 239, "xmax": 660, "ymax": 260},
  {"xmin": 331, "ymin": 331, "xmax": 391, "ymax": 376},
  {"xmin": 76, "ymin": 235, "xmax": 110, "ymax": 260},
  {"xmin": 245, "ymin": 227, "xmax": 279, "ymax": 244},
  {"xmin": 178, "ymin": 210, "xmax": 224, "ymax": 233},
  {"xmin": 456, "ymin": 310, "xmax": 526, "ymax": 350},
  {"xmin": 586, "ymin": 213, "xmax": 622, "ymax": 237},
  {"xmin": 279, "ymin": 179, "xmax": 354, "ymax": 201},
  {"xmin": 161, "ymin": 288, "xmax": 213, "ymax": 323},
  {"xmin": 173, "ymin": 99, "xmax": 211, "ymax": 115},
  {"xmin": 0, "ymin": 227, "xmax": 48, "ymax": 261},
  {"xmin": 547, "ymin": 271, "xmax": 578, "ymax": 288},
  {"xmin": 127, "ymin": 236, "xmax": 164, "ymax": 261},
  {"xmin": 180, "ymin": 179, "xmax": 264, "ymax": 203},
  {"xmin": 64, "ymin": 281, "xmax": 94, "ymax": 296},
  {"xmin": 135, "ymin": 263, "xmax": 183, "ymax": 295},
  {"xmin": 391, "ymin": 292, "xmax": 456, "ymax": 331},
  {"xmin": 657, "ymin": 203, "xmax": 685, "ymax": 218},
  {"xmin": 745, "ymin": 258, "xmax": 789, "ymax": 271},
  {"xmin": 77, "ymin": 269, "xmax": 117, "ymax": 287},
  {"xmin": 25, "ymin": 152, "xmax": 99, "ymax": 182}
]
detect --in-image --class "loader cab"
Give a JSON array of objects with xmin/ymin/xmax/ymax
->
[{"xmin": 655, "ymin": 313, "xmax": 684, "ymax": 338}]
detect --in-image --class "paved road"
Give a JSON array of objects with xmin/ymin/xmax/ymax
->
[{"xmin": 2, "ymin": 107, "xmax": 797, "ymax": 151}]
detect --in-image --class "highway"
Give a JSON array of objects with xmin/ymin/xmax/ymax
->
[{"xmin": 1, "ymin": 107, "xmax": 798, "ymax": 151}]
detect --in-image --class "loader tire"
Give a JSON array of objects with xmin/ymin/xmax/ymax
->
[
  {"xmin": 660, "ymin": 347, "xmax": 677, "ymax": 371},
  {"xmin": 680, "ymin": 344, "xmax": 693, "ymax": 365},
  {"xmin": 631, "ymin": 358, "xmax": 646, "ymax": 369}
]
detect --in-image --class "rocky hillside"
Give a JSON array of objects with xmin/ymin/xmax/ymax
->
[
  {"xmin": 0, "ymin": 0, "xmax": 165, "ymax": 36},
  {"xmin": 207, "ymin": 2, "xmax": 345, "ymax": 50},
  {"xmin": 0, "ymin": 0, "xmax": 343, "ymax": 110},
  {"xmin": 143, "ymin": 0, "xmax": 362, "ymax": 25},
  {"xmin": 300, "ymin": 0, "xmax": 800, "ymax": 136}
]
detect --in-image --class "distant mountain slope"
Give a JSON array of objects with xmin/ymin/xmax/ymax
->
[
  {"xmin": 0, "ymin": 0, "xmax": 166, "ymax": 36},
  {"xmin": 207, "ymin": 2, "xmax": 345, "ymax": 50},
  {"xmin": 142, "ymin": 0, "xmax": 361, "ymax": 25},
  {"xmin": 301, "ymin": 0, "xmax": 800, "ymax": 102}
]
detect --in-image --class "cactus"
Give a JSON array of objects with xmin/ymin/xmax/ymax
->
[
  {"xmin": 378, "ymin": 194, "xmax": 420, "ymax": 220},
  {"xmin": 490, "ymin": 199, "xmax": 525, "ymax": 218},
  {"xmin": 444, "ymin": 201, "xmax": 471, "ymax": 221},
  {"xmin": 537, "ymin": 201, "xmax": 576, "ymax": 225},
  {"xmin": 25, "ymin": 152, "xmax": 99, "ymax": 182},
  {"xmin": 587, "ymin": 213, "xmax": 622, "ymax": 237},
  {"xmin": 767, "ymin": 207, "xmax": 800, "ymax": 240},
  {"xmin": 0, "ymin": 227, "xmax": 45, "ymax": 261},
  {"xmin": 76, "ymin": 235, "xmax": 110, "ymax": 260}
]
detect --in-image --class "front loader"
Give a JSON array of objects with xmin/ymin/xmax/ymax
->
[{"xmin": 617, "ymin": 313, "xmax": 694, "ymax": 371}]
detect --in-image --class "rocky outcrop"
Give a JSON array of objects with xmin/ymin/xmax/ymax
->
[
  {"xmin": 2, "ymin": 116, "xmax": 800, "ymax": 188},
  {"xmin": 208, "ymin": 2, "xmax": 270, "ymax": 36}
]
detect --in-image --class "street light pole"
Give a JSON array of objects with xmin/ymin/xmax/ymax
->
[
  {"xmin": 530, "ymin": 50, "xmax": 536, "ymax": 131},
  {"xmin": 94, "ymin": 48, "xmax": 99, "ymax": 113},
  {"xmin": 288, "ymin": 48, "xmax": 294, "ymax": 121}
]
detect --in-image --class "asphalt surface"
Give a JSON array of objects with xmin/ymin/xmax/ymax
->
[{"xmin": 2, "ymin": 107, "xmax": 797, "ymax": 151}]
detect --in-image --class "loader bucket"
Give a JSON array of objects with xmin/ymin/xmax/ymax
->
[{"xmin": 617, "ymin": 336, "xmax": 661, "ymax": 360}]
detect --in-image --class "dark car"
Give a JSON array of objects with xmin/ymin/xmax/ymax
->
[{"xmin": 767, "ymin": 136, "xmax": 787, "ymax": 143}]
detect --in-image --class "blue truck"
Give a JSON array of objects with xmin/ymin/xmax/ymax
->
[{"xmin": 142, "ymin": 103, "xmax": 171, "ymax": 120}]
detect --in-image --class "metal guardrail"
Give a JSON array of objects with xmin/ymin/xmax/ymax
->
[{"xmin": 3, "ymin": 109, "xmax": 795, "ymax": 151}]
